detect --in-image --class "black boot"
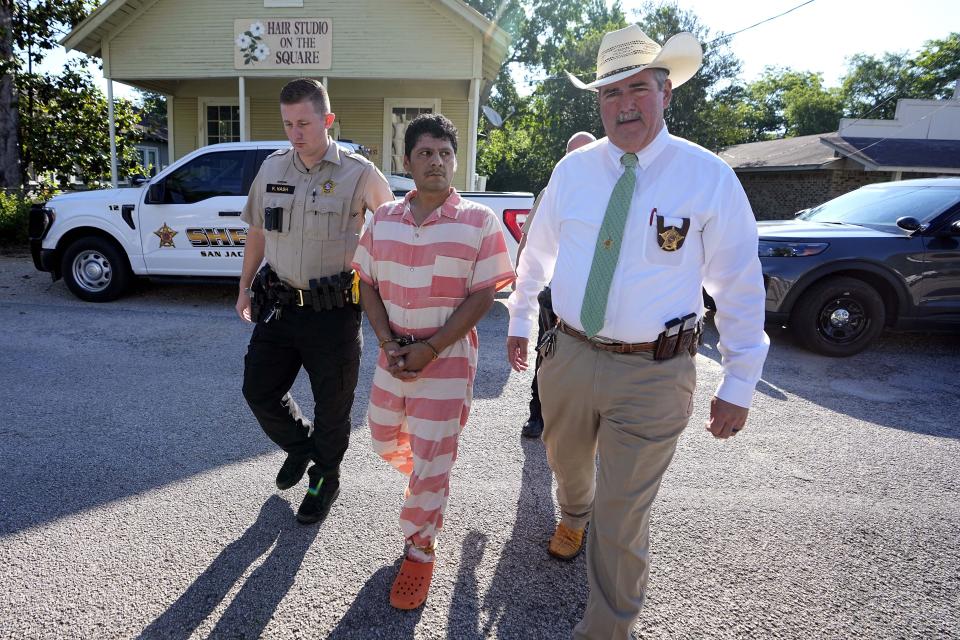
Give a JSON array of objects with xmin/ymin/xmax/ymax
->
[
  {"xmin": 275, "ymin": 453, "xmax": 311, "ymax": 490},
  {"xmin": 296, "ymin": 476, "xmax": 340, "ymax": 525},
  {"xmin": 521, "ymin": 415, "xmax": 544, "ymax": 439}
]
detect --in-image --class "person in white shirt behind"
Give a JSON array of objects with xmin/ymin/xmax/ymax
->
[{"xmin": 505, "ymin": 24, "xmax": 769, "ymax": 640}]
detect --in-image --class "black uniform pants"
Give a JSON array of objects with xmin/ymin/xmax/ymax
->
[
  {"xmin": 529, "ymin": 286, "xmax": 557, "ymax": 421},
  {"xmin": 242, "ymin": 304, "xmax": 362, "ymax": 485}
]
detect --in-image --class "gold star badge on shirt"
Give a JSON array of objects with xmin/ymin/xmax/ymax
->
[
  {"xmin": 154, "ymin": 223, "xmax": 177, "ymax": 248},
  {"xmin": 322, "ymin": 179, "xmax": 336, "ymax": 194},
  {"xmin": 658, "ymin": 227, "xmax": 684, "ymax": 252}
]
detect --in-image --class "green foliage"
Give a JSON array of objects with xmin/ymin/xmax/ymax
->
[
  {"xmin": 840, "ymin": 34, "xmax": 960, "ymax": 119},
  {"xmin": 743, "ymin": 68, "xmax": 843, "ymax": 138},
  {"xmin": 906, "ymin": 32, "xmax": 960, "ymax": 100},
  {"xmin": 3, "ymin": 1, "xmax": 98, "ymax": 73},
  {"xmin": 18, "ymin": 61, "xmax": 142, "ymax": 188},
  {"xmin": 840, "ymin": 52, "xmax": 913, "ymax": 120},
  {"xmin": 0, "ymin": 189, "xmax": 31, "ymax": 244},
  {"xmin": 634, "ymin": 2, "xmax": 743, "ymax": 150},
  {"xmin": 479, "ymin": 3, "xmax": 627, "ymax": 192},
  {"xmin": 135, "ymin": 89, "xmax": 167, "ymax": 131}
]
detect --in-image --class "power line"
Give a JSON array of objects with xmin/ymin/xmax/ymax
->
[{"xmin": 708, "ymin": 0, "xmax": 817, "ymax": 46}]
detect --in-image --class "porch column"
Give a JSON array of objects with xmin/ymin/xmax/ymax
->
[
  {"xmin": 468, "ymin": 78, "xmax": 480, "ymax": 191},
  {"xmin": 107, "ymin": 79, "xmax": 118, "ymax": 189},
  {"xmin": 238, "ymin": 76, "xmax": 247, "ymax": 142},
  {"xmin": 166, "ymin": 94, "xmax": 174, "ymax": 165}
]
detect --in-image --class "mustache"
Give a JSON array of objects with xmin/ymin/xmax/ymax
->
[{"xmin": 617, "ymin": 112, "xmax": 643, "ymax": 124}]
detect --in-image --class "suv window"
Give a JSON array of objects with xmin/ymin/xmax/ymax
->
[
  {"xmin": 160, "ymin": 151, "xmax": 247, "ymax": 204},
  {"xmin": 801, "ymin": 185, "xmax": 960, "ymax": 227}
]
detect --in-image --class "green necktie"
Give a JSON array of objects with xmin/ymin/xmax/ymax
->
[{"xmin": 580, "ymin": 153, "xmax": 638, "ymax": 337}]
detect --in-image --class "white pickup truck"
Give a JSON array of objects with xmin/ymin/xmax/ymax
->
[{"xmin": 29, "ymin": 141, "xmax": 534, "ymax": 301}]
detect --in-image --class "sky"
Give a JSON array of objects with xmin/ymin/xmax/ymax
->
[
  {"xmin": 34, "ymin": 0, "xmax": 960, "ymax": 104},
  {"xmin": 621, "ymin": 0, "xmax": 959, "ymax": 86}
]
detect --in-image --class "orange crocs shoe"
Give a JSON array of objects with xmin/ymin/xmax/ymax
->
[
  {"xmin": 389, "ymin": 557, "xmax": 434, "ymax": 610},
  {"xmin": 548, "ymin": 523, "xmax": 585, "ymax": 560}
]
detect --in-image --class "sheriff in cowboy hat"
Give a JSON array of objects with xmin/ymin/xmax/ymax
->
[{"xmin": 506, "ymin": 23, "xmax": 769, "ymax": 640}]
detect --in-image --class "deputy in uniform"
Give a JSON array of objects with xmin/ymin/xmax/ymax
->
[{"xmin": 236, "ymin": 78, "xmax": 392, "ymax": 524}]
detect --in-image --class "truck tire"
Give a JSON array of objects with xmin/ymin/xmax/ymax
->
[
  {"xmin": 791, "ymin": 276, "xmax": 885, "ymax": 357},
  {"xmin": 61, "ymin": 236, "xmax": 132, "ymax": 302}
]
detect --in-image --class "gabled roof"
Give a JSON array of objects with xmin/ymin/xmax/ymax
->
[
  {"xmin": 718, "ymin": 133, "xmax": 839, "ymax": 172},
  {"xmin": 819, "ymin": 136, "xmax": 960, "ymax": 174},
  {"xmin": 61, "ymin": 0, "xmax": 510, "ymax": 82}
]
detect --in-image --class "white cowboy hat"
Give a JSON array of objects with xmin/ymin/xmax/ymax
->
[{"xmin": 567, "ymin": 24, "xmax": 703, "ymax": 91}]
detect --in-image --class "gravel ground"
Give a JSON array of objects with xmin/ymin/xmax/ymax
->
[{"xmin": 1, "ymin": 252, "xmax": 958, "ymax": 639}]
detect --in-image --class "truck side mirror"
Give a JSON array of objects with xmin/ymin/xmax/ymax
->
[{"xmin": 147, "ymin": 181, "xmax": 165, "ymax": 204}]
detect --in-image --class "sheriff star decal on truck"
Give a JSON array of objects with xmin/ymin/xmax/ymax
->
[{"xmin": 154, "ymin": 223, "xmax": 178, "ymax": 248}]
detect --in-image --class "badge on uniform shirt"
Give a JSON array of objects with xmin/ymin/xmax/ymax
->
[
  {"xmin": 322, "ymin": 179, "xmax": 336, "ymax": 194},
  {"xmin": 154, "ymin": 222, "xmax": 178, "ymax": 248},
  {"xmin": 656, "ymin": 216, "xmax": 691, "ymax": 252},
  {"xmin": 266, "ymin": 183, "xmax": 295, "ymax": 194}
]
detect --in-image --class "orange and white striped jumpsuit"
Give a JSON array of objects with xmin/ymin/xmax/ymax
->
[{"xmin": 352, "ymin": 189, "xmax": 515, "ymax": 551}]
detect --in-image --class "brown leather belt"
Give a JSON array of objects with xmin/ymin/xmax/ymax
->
[{"xmin": 557, "ymin": 320, "xmax": 657, "ymax": 354}]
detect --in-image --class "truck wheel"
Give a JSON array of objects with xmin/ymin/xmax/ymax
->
[
  {"xmin": 791, "ymin": 276, "xmax": 885, "ymax": 357},
  {"xmin": 61, "ymin": 237, "xmax": 131, "ymax": 302}
]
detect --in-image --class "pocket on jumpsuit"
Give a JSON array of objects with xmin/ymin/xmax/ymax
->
[{"xmin": 429, "ymin": 256, "xmax": 472, "ymax": 299}]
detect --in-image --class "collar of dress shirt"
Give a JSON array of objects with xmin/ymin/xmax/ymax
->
[
  {"xmin": 604, "ymin": 125, "xmax": 670, "ymax": 172},
  {"xmin": 390, "ymin": 187, "xmax": 462, "ymax": 221}
]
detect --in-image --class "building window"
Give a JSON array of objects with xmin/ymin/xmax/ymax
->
[
  {"xmin": 383, "ymin": 99, "xmax": 441, "ymax": 177},
  {"xmin": 206, "ymin": 105, "xmax": 240, "ymax": 145},
  {"xmin": 137, "ymin": 146, "xmax": 160, "ymax": 176}
]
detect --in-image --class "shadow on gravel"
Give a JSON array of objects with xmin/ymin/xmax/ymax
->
[
  {"xmin": 327, "ymin": 559, "xmax": 424, "ymax": 639},
  {"xmin": 696, "ymin": 315, "xmax": 960, "ymax": 439},
  {"xmin": 447, "ymin": 439, "xmax": 587, "ymax": 638},
  {"xmin": 136, "ymin": 495, "xmax": 318, "ymax": 639}
]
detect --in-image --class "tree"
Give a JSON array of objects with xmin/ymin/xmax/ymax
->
[
  {"xmin": 908, "ymin": 32, "xmax": 960, "ymax": 101},
  {"xmin": 743, "ymin": 68, "xmax": 842, "ymax": 138},
  {"xmin": 840, "ymin": 34, "xmax": 960, "ymax": 120},
  {"xmin": 839, "ymin": 52, "xmax": 913, "ymax": 120},
  {"xmin": 0, "ymin": 0, "xmax": 106, "ymax": 190},
  {"xmin": 478, "ymin": 3, "xmax": 628, "ymax": 192},
  {"xmin": 135, "ymin": 88, "xmax": 167, "ymax": 131},
  {"xmin": 19, "ymin": 61, "xmax": 141, "ymax": 189},
  {"xmin": 633, "ymin": 2, "xmax": 743, "ymax": 150}
]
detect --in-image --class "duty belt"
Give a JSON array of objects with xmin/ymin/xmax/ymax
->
[{"xmin": 557, "ymin": 318, "xmax": 701, "ymax": 359}]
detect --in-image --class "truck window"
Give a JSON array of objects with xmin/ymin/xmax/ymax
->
[{"xmin": 161, "ymin": 151, "xmax": 247, "ymax": 204}]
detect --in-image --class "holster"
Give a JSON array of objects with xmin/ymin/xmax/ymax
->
[{"xmin": 249, "ymin": 264, "xmax": 270, "ymax": 322}]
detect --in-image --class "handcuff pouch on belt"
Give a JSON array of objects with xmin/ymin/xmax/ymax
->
[{"xmin": 653, "ymin": 312, "xmax": 701, "ymax": 360}]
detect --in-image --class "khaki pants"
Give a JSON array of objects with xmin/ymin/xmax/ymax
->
[{"xmin": 539, "ymin": 330, "xmax": 696, "ymax": 639}]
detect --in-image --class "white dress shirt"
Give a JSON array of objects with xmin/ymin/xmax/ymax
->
[{"xmin": 507, "ymin": 127, "xmax": 769, "ymax": 407}]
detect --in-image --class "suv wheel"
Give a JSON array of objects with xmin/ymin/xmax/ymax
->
[
  {"xmin": 61, "ymin": 237, "xmax": 131, "ymax": 302},
  {"xmin": 791, "ymin": 277, "xmax": 885, "ymax": 357}
]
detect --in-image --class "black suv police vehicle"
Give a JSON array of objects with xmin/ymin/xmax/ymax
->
[{"xmin": 758, "ymin": 178, "xmax": 960, "ymax": 356}]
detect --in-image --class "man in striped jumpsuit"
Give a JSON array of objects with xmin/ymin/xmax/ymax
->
[{"xmin": 352, "ymin": 113, "xmax": 515, "ymax": 610}]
